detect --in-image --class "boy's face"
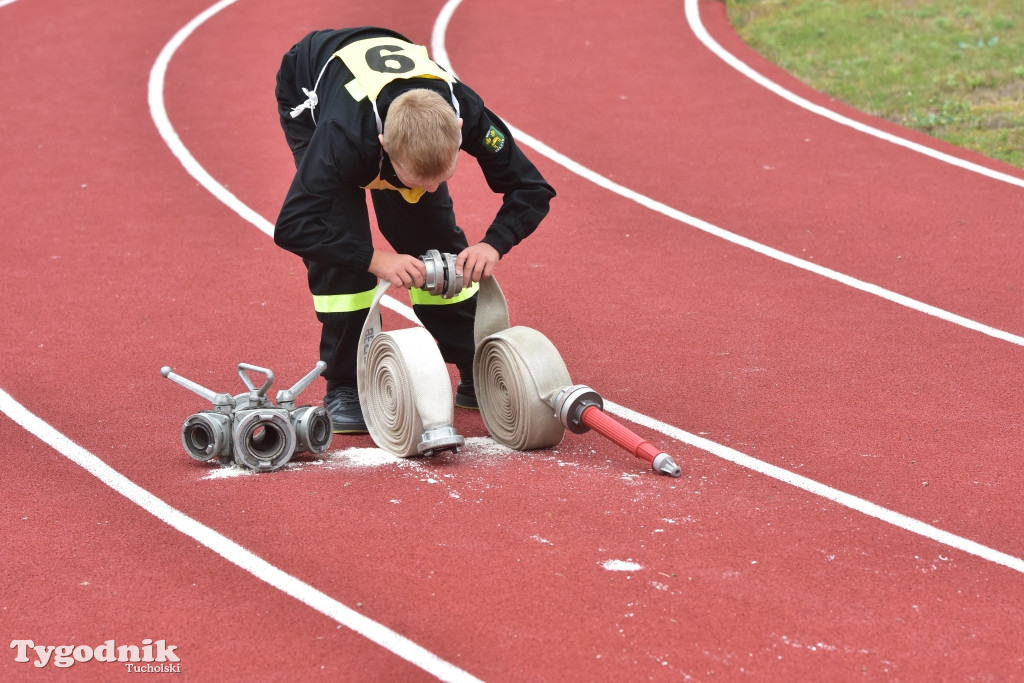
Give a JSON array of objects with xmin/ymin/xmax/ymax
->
[
  {"xmin": 391, "ymin": 154, "xmax": 458, "ymax": 193},
  {"xmin": 379, "ymin": 117, "xmax": 463, "ymax": 193}
]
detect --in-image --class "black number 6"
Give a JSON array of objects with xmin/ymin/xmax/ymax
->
[{"xmin": 365, "ymin": 45, "xmax": 415, "ymax": 74}]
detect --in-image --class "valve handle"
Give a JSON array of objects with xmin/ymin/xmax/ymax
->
[
  {"xmin": 161, "ymin": 367, "xmax": 234, "ymax": 409},
  {"xmin": 237, "ymin": 363, "xmax": 274, "ymax": 398},
  {"xmin": 276, "ymin": 361, "xmax": 327, "ymax": 407}
]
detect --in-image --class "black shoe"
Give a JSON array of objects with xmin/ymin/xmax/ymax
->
[
  {"xmin": 455, "ymin": 379, "xmax": 478, "ymax": 410},
  {"xmin": 324, "ymin": 384, "xmax": 368, "ymax": 434}
]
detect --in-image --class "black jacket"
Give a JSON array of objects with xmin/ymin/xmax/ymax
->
[{"xmin": 274, "ymin": 27, "xmax": 556, "ymax": 271}]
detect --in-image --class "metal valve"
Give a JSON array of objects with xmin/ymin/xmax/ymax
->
[
  {"xmin": 161, "ymin": 361, "xmax": 333, "ymax": 472},
  {"xmin": 420, "ymin": 249, "xmax": 465, "ymax": 299}
]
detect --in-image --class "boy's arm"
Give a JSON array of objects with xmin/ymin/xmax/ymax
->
[
  {"xmin": 273, "ymin": 123, "xmax": 376, "ymax": 271},
  {"xmin": 456, "ymin": 242, "xmax": 500, "ymax": 283},
  {"xmin": 457, "ymin": 85, "xmax": 556, "ymax": 257}
]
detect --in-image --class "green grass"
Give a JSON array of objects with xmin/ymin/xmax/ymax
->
[{"xmin": 724, "ymin": 0, "xmax": 1024, "ymax": 169}]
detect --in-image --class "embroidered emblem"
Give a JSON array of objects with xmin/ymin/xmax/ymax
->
[{"xmin": 483, "ymin": 125, "xmax": 506, "ymax": 153}]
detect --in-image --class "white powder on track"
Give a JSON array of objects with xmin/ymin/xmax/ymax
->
[
  {"xmin": 327, "ymin": 447, "xmax": 420, "ymax": 469},
  {"xmin": 462, "ymin": 436, "xmax": 516, "ymax": 457},
  {"xmin": 201, "ymin": 464, "xmax": 256, "ymax": 480},
  {"xmin": 200, "ymin": 437, "xmax": 516, "ymax": 479},
  {"xmin": 602, "ymin": 559, "xmax": 644, "ymax": 572}
]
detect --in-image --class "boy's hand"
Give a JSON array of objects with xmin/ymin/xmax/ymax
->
[
  {"xmin": 457, "ymin": 243, "xmax": 500, "ymax": 283},
  {"xmin": 368, "ymin": 251, "xmax": 426, "ymax": 289}
]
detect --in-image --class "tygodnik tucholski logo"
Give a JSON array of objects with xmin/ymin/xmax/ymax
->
[{"xmin": 10, "ymin": 639, "xmax": 181, "ymax": 672}]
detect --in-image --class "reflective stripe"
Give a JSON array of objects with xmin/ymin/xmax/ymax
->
[
  {"xmin": 409, "ymin": 281, "xmax": 479, "ymax": 306},
  {"xmin": 312, "ymin": 288, "xmax": 378, "ymax": 313}
]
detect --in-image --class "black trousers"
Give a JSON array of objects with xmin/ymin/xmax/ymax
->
[
  {"xmin": 310, "ymin": 185, "xmax": 478, "ymax": 386},
  {"xmin": 276, "ymin": 50, "xmax": 477, "ymax": 386}
]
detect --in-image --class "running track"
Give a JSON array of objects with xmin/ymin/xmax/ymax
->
[{"xmin": 2, "ymin": 0, "xmax": 1022, "ymax": 680}]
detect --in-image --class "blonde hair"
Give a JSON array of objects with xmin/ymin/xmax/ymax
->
[{"xmin": 383, "ymin": 89, "xmax": 460, "ymax": 178}]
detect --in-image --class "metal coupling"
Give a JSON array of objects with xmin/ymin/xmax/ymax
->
[
  {"xmin": 551, "ymin": 384, "xmax": 604, "ymax": 434},
  {"xmin": 181, "ymin": 411, "xmax": 232, "ymax": 461},
  {"xmin": 290, "ymin": 405, "xmax": 333, "ymax": 455},
  {"xmin": 420, "ymin": 249, "xmax": 465, "ymax": 299},
  {"xmin": 232, "ymin": 409, "xmax": 296, "ymax": 471},
  {"xmin": 417, "ymin": 425, "xmax": 465, "ymax": 457}
]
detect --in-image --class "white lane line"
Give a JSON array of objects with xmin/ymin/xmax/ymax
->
[
  {"xmin": 148, "ymin": 0, "xmax": 272, "ymax": 237},
  {"xmin": 683, "ymin": 0, "xmax": 1024, "ymax": 190},
  {"xmin": 432, "ymin": 0, "xmax": 1023, "ymax": 348},
  {"xmin": 156, "ymin": 2, "xmax": 473, "ymax": 680},
  {"xmin": 431, "ymin": 0, "xmax": 1024, "ymax": 574},
  {"xmin": 607, "ymin": 400, "xmax": 1024, "ymax": 575},
  {"xmin": 141, "ymin": 0, "xmax": 1024, "ymax": 629},
  {"xmin": 1, "ymin": 398, "xmax": 482, "ymax": 683},
  {"xmin": 146, "ymin": 0, "xmax": 420, "ymax": 325}
]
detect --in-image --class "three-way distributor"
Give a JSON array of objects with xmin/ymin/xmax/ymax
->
[{"xmin": 161, "ymin": 362, "xmax": 332, "ymax": 472}]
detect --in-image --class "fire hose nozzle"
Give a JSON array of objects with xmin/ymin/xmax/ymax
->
[
  {"xmin": 652, "ymin": 453, "xmax": 682, "ymax": 478},
  {"xmin": 551, "ymin": 384, "xmax": 681, "ymax": 477}
]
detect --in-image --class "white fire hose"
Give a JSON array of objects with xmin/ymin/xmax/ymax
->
[
  {"xmin": 357, "ymin": 280, "xmax": 464, "ymax": 457},
  {"xmin": 356, "ymin": 252, "xmax": 680, "ymax": 477},
  {"xmin": 472, "ymin": 276, "xmax": 570, "ymax": 450}
]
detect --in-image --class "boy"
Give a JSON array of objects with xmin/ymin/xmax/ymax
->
[{"xmin": 274, "ymin": 27, "xmax": 555, "ymax": 433}]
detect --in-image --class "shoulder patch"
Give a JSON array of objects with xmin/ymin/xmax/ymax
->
[{"xmin": 483, "ymin": 125, "xmax": 506, "ymax": 153}]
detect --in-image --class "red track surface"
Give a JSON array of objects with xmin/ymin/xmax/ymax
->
[{"xmin": 2, "ymin": 0, "xmax": 1022, "ymax": 680}]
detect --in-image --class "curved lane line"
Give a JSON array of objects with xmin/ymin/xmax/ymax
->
[
  {"xmin": 108, "ymin": 0, "xmax": 1024, "ymax": 619},
  {"xmin": 148, "ymin": 0, "xmax": 272, "ymax": 236},
  {"xmin": 146, "ymin": 2, "xmax": 476, "ymax": 680},
  {"xmin": 146, "ymin": 0, "xmax": 419, "ymax": 325},
  {"xmin": 432, "ymin": 0, "xmax": 1023, "ymax": 348},
  {"xmin": 0, "ymin": 388, "xmax": 482, "ymax": 683},
  {"xmin": 432, "ymin": 0, "xmax": 1024, "ymax": 574},
  {"xmin": 684, "ymin": 0, "xmax": 1024, "ymax": 190}
]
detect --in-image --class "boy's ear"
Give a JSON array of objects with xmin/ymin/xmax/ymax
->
[
  {"xmin": 457, "ymin": 117, "xmax": 463, "ymax": 129},
  {"xmin": 378, "ymin": 133, "xmax": 387, "ymax": 151}
]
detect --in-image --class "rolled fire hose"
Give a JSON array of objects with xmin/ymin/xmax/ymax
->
[
  {"xmin": 357, "ymin": 280, "xmax": 464, "ymax": 457},
  {"xmin": 472, "ymin": 276, "xmax": 570, "ymax": 450},
  {"xmin": 357, "ymin": 251, "xmax": 680, "ymax": 476},
  {"xmin": 473, "ymin": 276, "xmax": 681, "ymax": 477}
]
